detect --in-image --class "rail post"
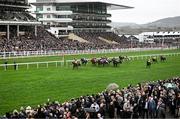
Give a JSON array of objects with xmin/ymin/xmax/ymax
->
[
  {"xmin": 47, "ymin": 62, "xmax": 48, "ymax": 68},
  {"xmin": 27, "ymin": 64, "xmax": 29, "ymax": 70},
  {"xmin": 37, "ymin": 63, "xmax": 39, "ymax": 69},
  {"xmin": 56, "ymin": 61, "xmax": 58, "ymax": 67}
]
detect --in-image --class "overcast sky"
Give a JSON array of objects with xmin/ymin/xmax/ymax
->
[{"xmin": 28, "ymin": 0, "xmax": 180, "ymax": 24}]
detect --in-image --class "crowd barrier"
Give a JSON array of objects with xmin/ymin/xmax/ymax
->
[
  {"xmin": 0, "ymin": 52, "xmax": 180, "ymax": 71},
  {"xmin": 0, "ymin": 47, "xmax": 178, "ymax": 59}
]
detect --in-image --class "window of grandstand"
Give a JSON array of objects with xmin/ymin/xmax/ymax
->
[
  {"xmin": 58, "ymin": 30, "xmax": 68, "ymax": 35},
  {"xmin": 36, "ymin": 6, "xmax": 43, "ymax": 12},
  {"xmin": 47, "ymin": 15, "xmax": 51, "ymax": 18},
  {"xmin": 47, "ymin": 8, "xmax": 51, "ymax": 11},
  {"xmin": 57, "ymin": 15, "xmax": 71, "ymax": 18},
  {"xmin": 56, "ymin": 5, "xmax": 71, "ymax": 11},
  {"xmin": 36, "ymin": 14, "xmax": 43, "ymax": 18},
  {"xmin": 77, "ymin": 4, "xmax": 88, "ymax": 13}
]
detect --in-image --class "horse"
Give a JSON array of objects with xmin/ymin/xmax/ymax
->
[
  {"xmin": 151, "ymin": 56, "xmax": 158, "ymax": 63},
  {"xmin": 160, "ymin": 56, "xmax": 166, "ymax": 62},
  {"xmin": 91, "ymin": 58, "xmax": 98, "ymax": 65},
  {"xmin": 119, "ymin": 56, "xmax": 125, "ymax": 61},
  {"xmin": 119, "ymin": 55, "xmax": 130, "ymax": 62},
  {"xmin": 72, "ymin": 61, "xmax": 81, "ymax": 69},
  {"xmin": 81, "ymin": 58, "xmax": 88, "ymax": 65},
  {"xmin": 146, "ymin": 59, "xmax": 151, "ymax": 68},
  {"xmin": 98, "ymin": 58, "xmax": 110, "ymax": 67},
  {"xmin": 112, "ymin": 58, "xmax": 122, "ymax": 67}
]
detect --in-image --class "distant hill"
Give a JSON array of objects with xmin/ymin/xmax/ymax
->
[
  {"xmin": 111, "ymin": 16, "xmax": 180, "ymax": 34},
  {"xmin": 145, "ymin": 16, "xmax": 180, "ymax": 27}
]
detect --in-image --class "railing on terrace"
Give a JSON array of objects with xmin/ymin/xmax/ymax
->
[{"xmin": 0, "ymin": 52, "xmax": 180, "ymax": 71}]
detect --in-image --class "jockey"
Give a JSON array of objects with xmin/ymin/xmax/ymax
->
[
  {"xmin": 82, "ymin": 57, "xmax": 86, "ymax": 61},
  {"xmin": 74, "ymin": 58, "xmax": 78, "ymax": 64},
  {"xmin": 112, "ymin": 57, "xmax": 116, "ymax": 61},
  {"xmin": 104, "ymin": 55, "xmax": 107, "ymax": 59}
]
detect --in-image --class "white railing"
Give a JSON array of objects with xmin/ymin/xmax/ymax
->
[
  {"xmin": 0, "ymin": 47, "xmax": 178, "ymax": 59},
  {"xmin": 0, "ymin": 60, "xmax": 64, "ymax": 71},
  {"xmin": 1, "ymin": 52, "xmax": 180, "ymax": 71}
]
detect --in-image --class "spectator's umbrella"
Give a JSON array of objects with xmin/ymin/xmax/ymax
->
[
  {"xmin": 106, "ymin": 83, "xmax": 119, "ymax": 91},
  {"xmin": 163, "ymin": 83, "xmax": 177, "ymax": 89}
]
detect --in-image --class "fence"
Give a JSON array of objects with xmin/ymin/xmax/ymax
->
[
  {"xmin": 0, "ymin": 52, "xmax": 180, "ymax": 71},
  {"xmin": 0, "ymin": 60, "xmax": 65, "ymax": 71},
  {"xmin": 0, "ymin": 47, "xmax": 178, "ymax": 59}
]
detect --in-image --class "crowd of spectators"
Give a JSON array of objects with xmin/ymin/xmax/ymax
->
[
  {"xmin": 3, "ymin": 77, "xmax": 180, "ymax": 119},
  {"xmin": 0, "ymin": 26, "xmax": 178, "ymax": 52},
  {"xmin": 0, "ymin": 11, "xmax": 36, "ymax": 22},
  {"xmin": 0, "ymin": 27, "xmax": 135, "ymax": 52},
  {"xmin": 74, "ymin": 32, "xmax": 143, "ymax": 49}
]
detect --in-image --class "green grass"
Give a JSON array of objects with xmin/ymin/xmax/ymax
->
[{"xmin": 0, "ymin": 49, "xmax": 180, "ymax": 115}]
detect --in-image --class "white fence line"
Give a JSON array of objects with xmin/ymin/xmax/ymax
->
[
  {"xmin": 1, "ymin": 52, "xmax": 180, "ymax": 71},
  {"xmin": 0, "ymin": 60, "xmax": 64, "ymax": 71},
  {"xmin": 0, "ymin": 47, "xmax": 178, "ymax": 59},
  {"xmin": 66, "ymin": 52, "xmax": 180, "ymax": 62}
]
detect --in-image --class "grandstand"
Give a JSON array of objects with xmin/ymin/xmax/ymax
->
[
  {"xmin": 0, "ymin": 0, "xmax": 179, "ymax": 53},
  {"xmin": 0, "ymin": 0, "xmax": 139, "ymax": 52},
  {"xmin": 0, "ymin": 0, "xmax": 41, "ymax": 38},
  {"xmin": 31, "ymin": 0, "xmax": 133, "ymax": 37}
]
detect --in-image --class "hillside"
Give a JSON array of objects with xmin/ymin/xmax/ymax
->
[
  {"xmin": 111, "ymin": 16, "xmax": 180, "ymax": 34},
  {"xmin": 146, "ymin": 16, "xmax": 180, "ymax": 27}
]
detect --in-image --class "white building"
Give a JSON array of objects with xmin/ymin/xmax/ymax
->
[{"xmin": 139, "ymin": 31, "xmax": 180, "ymax": 43}]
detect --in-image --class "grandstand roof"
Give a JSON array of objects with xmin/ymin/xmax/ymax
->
[
  {"xmin": 0, "ymin": 3, "xmax": 30, "ymax": 9},
  {"xmin": 31, "ymin": 0, "xmax": 133, "ymax": 10}
]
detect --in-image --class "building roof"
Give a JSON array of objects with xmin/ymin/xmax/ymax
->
[
  {"xmin": 31, "ymin": 0, "xmax": 133, "ymax": 10},
  {"xmin": 139, "ymin": 31, "xmax": 180, "ymax": 36}
]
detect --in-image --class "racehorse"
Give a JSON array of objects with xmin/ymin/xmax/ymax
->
[
  {"xmin": 151, "ymin": 56, "xmax": 158, "ymax": 63},
  {"xmin": 91, "ymin": 58, "xmax": 98, "ymax": 65},
  {"xmin": 146, "ymin": 59, "xmax": 151, "ymax": 68},
  {"xmin": 81, "ymin": 58, "xmax": 88, "ymax": 65},
  {"xmin": 119, "ymin": 56, "xmax": 125, "ymax": 61},
  {"xmin": 98, "ymin": 58, "xmax": 110, "ymax": 67},
  {"xmin": 119, "ymin": 55, "xmax": 130, "ymax": 62},
  {"xmin": 72, "ymin": 61, "xmax": 81, "ymax": 69},
  {"xmin": 111, "ymin": 58, "xmax": 122, "ymax": 67},
  {"xmin": 160, "ymin": 56, "xmax": 166, "ymax": 62}
]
